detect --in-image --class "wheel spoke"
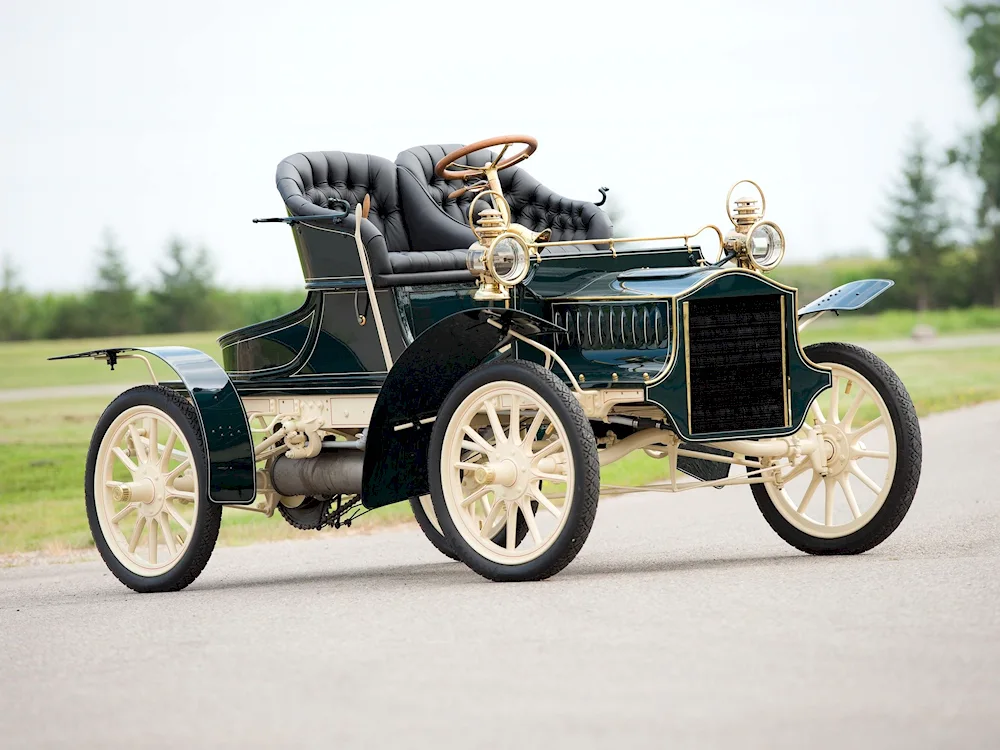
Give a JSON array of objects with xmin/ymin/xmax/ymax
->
[
  {"xmin": 460, "ymin": 440, "xmax": 487, "ymax": 456},
  {"xmin": 852, "ymin": 448, "xmax": 890, "ymax": 460},
  {"xmin": 811, "ymin": 400, "xmax": 826, "ymax": 425},
  {"xmin": 479, "ymin": 497, "xmax": 505, "ymax": 538},
  {"xmin": 506, "ymin": 502, "xmax": 518, "ymax": 551},
  {"xmin": 796, "ymin": 473, "xmax": 822, "ymax": 514},
  {"xmin": 851, "ymin": 416, "xmax": 884, "ymax": 441},
  {"xmin": 484, "ymin": 400, "xmax": 506, "ymax": 445},
  {"xmin": 460, "ymin": 484, "xmax": 492, "ymax": 509},
  {"xmin": 829, "ymin": 374, "xmax": 840, "ymax": 422},
  {"xmin": 521, "ymin": 501, "xmax": 543, "ymax": 544},
  {"xmin": 462, "ymin": 426, "xmax": 494, "ymax": 455},
  {"xmin": 508, "ymin": 394, "xmax": 520, "ymax": 443},
  {"xmin": 165, "ymin": 459, "xmax": 191, "ymax": 484},
  {"xmin": 850, "ymin": 461, "xmax": 883, "ymax": 495},
  {"xmin": 128, "ymin": 424, "xmax": 148, "ymax": 464},
  {"xmin": 824, "ymin": 477, "xmax": 835, "ymax": 526},
  {"xmin": 534, "ymin": 471, "xmax": 568, "ymax": 485},
  {"xmin": 127, "ymin": 515, "xmax": 146, "ymax": 553},
  {"xmin": 160, "ymin": 428, "xmax": 177, "ymax": 473},
  {"xmin": 111, "ymin": 503, "xmax": 138, "ymax": 524},
  {"xmin": 148, "ymin": 418, "xmax": 159, "ymax": 466},
  {"xmin": 532, "ymin": 438, "xmax": 564, "ymax": 461},
  {"xmin": 530, "ymin": 486, "xmax": 562, "ymax": 518},
  {"xmin": 523, "ymin": 409, "xmax": 545, "ymax": 447},
  {"xmin": 160, "ymin": 513, "xmax": 178, "ymax": 557},
  {"xmin": 165, "ymin": 501, "xmax": 192, "ymax": 535},
  {"xmin": 842, "ymin": 390, "xmax": 866, "ymax": 430},
  {"xmin": 112, "ymin": 447, "xmax": 139, "ymax": 476},
  {"xmin": 167, "ymin": 489, "xmax": 196, "ymax": 502},
  {"xmin": 148, "ymin": 516, "xmax": 158, "ymax": 564},
  {"xmin": 839, "ymin": 476, "xmax": 861, "ymax": 519}
]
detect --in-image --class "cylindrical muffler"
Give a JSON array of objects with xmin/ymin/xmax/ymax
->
[{"xmin": 271, "ymin": 451, "xmax": 364, "ymax": 497}]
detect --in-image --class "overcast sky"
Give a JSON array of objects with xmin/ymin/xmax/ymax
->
[{"xmin": 0, "ymin": 0, "xmax": 978, "ymax": 292}]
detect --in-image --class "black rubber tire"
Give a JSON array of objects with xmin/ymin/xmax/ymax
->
[
  {"xmin": 410, "ymin": 496, "xmax": 460, "ymax": 561},
  {"xmin": 410, "ymin": 493, "xmax": 533, "ymax": 562},
  {"xmin": 751, "ymin": 342, "xmax": 922, "ymax": 555},
  {"xmin": 429, "ymin": 360, "xmax": 600, "ymax": 582},
  {"xmin": 86, "ymin": 385, "xmax": 222, "ymax": 593}
]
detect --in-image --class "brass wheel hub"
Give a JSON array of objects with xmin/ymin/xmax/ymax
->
[{"xmin": 818, "ymin": 423, "xmax": 851, "ymax": 476}]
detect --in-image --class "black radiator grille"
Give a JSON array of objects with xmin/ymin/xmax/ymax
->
[
  {"xmin": 686, "ymin": 295, "xmax": 787, "ymax": 435},
  {"xmin": 552, "ymin": 302, "xmax": 670, "ymax": 350}
]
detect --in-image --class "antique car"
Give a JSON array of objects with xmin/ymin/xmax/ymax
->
[{"xmin": 55, "ymin": 136, "xmax": 923, "ymax": 592}]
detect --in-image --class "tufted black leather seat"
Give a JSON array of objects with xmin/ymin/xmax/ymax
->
[
  {"xmin": 276, "ymin": 146, "xmax": 613, "ymax": 287},
  {"xmin": 277, "ymin": 151, "xmax": 477, "ymax": 286},
  {"xmin": 395, "ymin": 144, "xmax": 613, "ymax": 256}
]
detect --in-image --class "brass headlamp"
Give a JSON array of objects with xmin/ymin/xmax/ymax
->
[
  {"xmin": 723, "ymin": 180, "xmax": 786, "ymax": 272},
  {"xmin": 466, "ymin": 191, "xmax": 535, "ymax": 301}
]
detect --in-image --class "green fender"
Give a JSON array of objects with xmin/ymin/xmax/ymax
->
[
  {"xmin": 361, "ymin": 308, "xmax": 562, "ymax": 509},
  {"xmin": 50, "ymin": 346, "xmax": 256, "ymax": 504}
]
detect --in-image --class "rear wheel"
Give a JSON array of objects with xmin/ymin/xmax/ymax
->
[
  {"xmin": 410, "ymin": 495, "xmax": 459, "ymax": 561},
  {"xmin": 86, "ymin": 386, "xmax": 221, "ymax": 592},
  {"xmin": 751, "ymin": 343, "xmax": 921, "ymax": 554},
  {"xmin": 429, "ymin": 360, "xmax": 600, "ymax": 581}
]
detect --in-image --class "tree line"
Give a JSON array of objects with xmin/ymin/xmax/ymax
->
[
  {"xmin": 879, "ymin": 3, "xmax": 1000, "ymax": 310},
  {"xmin": 0, "ymin": 234, "xmax": 303, "ymax": 342}
]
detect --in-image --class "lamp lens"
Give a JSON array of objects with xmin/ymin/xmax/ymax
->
[
  {"xmin": 749, "ymin": 223, "xmax": 783, "ymax": 269},
  {"xmin": 491, "ymin": 237, "xmax": 528, "ymax": 284}
]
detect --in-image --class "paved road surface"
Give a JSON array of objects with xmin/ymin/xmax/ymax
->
[{"xmin": 1, "ymin": 403, "xmax": 998, "ymax": 749}]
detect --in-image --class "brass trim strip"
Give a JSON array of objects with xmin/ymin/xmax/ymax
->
[
  {"xmin": 683, "ymin": 301, "xmax": 693, "ymax": 433},
  {"xmin": 352, "ymin": 204, "xmax": 394, "ymax": 371},
  {"xmin": 780, "ymin": 296, "xmax": 790, "ymax": 427}
]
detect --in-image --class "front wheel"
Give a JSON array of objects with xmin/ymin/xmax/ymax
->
[
  {"xmin": 86, "ymin": 385, "xmax": 222, "ymax": 592},
  {"xmin": 429, "ymin": 360, "xmax": 600, "ymax": 582},
  {"xmin": 751, "ymin": 342, "xmax": 921, "ymax": 555}
]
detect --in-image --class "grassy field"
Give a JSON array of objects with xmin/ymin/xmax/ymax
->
[{"xmin": 2, "ymin": 307, "xmax": 999, "ymax": 556}]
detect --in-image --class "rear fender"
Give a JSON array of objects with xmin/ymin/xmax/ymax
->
[
  {"xmin": 361, "ymin": 308, "xmax": 562, "ymax": 509},
  {"xmin": 50, "ymin": 346, "xmax": 256, "ymax": 504}
]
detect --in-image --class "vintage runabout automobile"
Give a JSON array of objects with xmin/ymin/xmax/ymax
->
[{"xmin": 56, "ymin": 136, "xmax": 922, "ymax": 592}]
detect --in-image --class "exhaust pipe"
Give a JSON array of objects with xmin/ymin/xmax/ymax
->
[{"xmin": 271, "ymin": 452, "xmax": 364, "ymax": 497}]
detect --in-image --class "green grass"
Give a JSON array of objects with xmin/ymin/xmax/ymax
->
[
  {"xmin": 798, "ymin": 306, "xmax": 1000, "ymax": 345},
  {"xmin": 2, "ymin": 319, "xmax": 1000, "ymax": 557}
]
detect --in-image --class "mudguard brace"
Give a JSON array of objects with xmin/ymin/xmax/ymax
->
[{"xmin": 50, "ymin": 346, "xmax": 256, "ymax": 504}]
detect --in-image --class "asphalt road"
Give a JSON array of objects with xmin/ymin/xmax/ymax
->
[{"xmin": 1, "ymin": 403, "xmax": 998, "ymax": 749}]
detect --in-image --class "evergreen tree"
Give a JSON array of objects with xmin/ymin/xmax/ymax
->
[
  {"xmin": 0, "ymin": 254, "xmax": 27, "ymax": 340},
  {"xmin": 952, "ymin": 3, "xmax": 1000, "ymax": 305},
  {"xmin": 883, "ymin": 129, "xmax": 954, "ymax": 311},
  {"xmin": 147, "ymin": 238, "xmax": 218, "ymax": 333},
  {"xmin": 88, "ymin": 229, "xmax": 140, "ymax": 335}
]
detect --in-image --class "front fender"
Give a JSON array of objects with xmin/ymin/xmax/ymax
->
[
  {"xmin": 50, "ymin": 346, "xmax": 256, "ymax": 504},
  {"xmin": 361, "ymin": 308, "xmax": 562, "ymax": 509},
  {"xmin": 798, "ymin": 279, "xmax": 894, "ymax": 317}
]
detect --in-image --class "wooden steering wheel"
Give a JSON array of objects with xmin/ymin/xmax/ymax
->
[{"xmin": 435, "ymin": 135, "xmax": 538, "ymax": 180}]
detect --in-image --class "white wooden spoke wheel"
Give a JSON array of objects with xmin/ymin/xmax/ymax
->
[
  {"xmin": 96, "ymin": 406, "xmax": 198, "ymax": 573},
  {"xmin": 429, "ymin": 361, "xmax": 600, "ymax": 581},
  {"xmin": 86, "ymin": 386, "xmax": 221, "ymax": 592},
  {"xmin": 752, "ymin": 343, "xmax": 921, "ymax": 555}
]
